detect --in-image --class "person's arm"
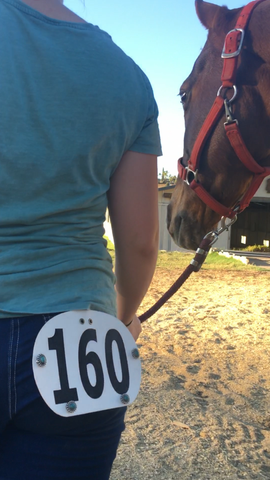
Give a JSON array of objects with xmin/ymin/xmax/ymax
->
[{"xmin": 107, "ymin": 151, "xmax": 159, "ymax": 339}]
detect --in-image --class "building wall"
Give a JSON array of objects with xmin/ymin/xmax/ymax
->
[
  {"xmin": 253, "ymin": 177, "xmax": 270, "ymax": 201},
  {"xmin": 158, "ymin": 186, "xmax": 181, "ymax": 251}
]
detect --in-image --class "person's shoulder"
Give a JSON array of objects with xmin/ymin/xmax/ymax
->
[
  {"xmin": 93, "ymin": 28, "xmax": 149, "ymax": 79},
  {"xmin": 89, "ymin": 24, "xmax": 112, "ymax": 42}
]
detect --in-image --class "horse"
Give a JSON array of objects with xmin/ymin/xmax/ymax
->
[{"xmin": 167, "ymin": 0, "xmax": 270, "ymax": 251}]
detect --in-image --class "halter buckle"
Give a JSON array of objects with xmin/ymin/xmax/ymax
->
[{"xmin": 221, "ymin": 29, "xmax": 245, "ymax": 59}]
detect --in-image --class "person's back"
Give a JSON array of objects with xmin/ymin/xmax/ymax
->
[
  {"xmin": 0, "ymin": 0, "xmax": 160, "ymax": 317},
  {"xmin": 0, "ymin": 0, "xmax": 162, "ymax": 478}
]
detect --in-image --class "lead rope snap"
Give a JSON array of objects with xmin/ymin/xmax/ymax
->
[{"xmin": 139, "ymin": 216, "xmax": 238, "ymax": 323}]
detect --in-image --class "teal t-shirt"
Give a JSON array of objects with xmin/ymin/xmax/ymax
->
[{"xmin": 0, "ymin": 0, "xmax": 162, "ymax": 318}]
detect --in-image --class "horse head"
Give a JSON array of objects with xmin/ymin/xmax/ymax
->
[{"xmin": 167, "ymin": 0, "xmax": 270, "ymax": 250}]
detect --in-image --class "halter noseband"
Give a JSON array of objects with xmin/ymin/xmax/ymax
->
[{"xmin": 178, "ymin": 0, "xmax": 270, "ymax": 219}]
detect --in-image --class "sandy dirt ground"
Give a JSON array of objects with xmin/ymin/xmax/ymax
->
[{"xmin": 111, "ymin": 264, "xmax": 270, "ymax": 480}]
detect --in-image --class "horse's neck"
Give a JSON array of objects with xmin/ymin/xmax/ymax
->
[
  {"xmin": 250, "ymin": 2, "xmax": 270, "ymax": 167},
  {"xmin": 250, "ymin": 1, "xmax": 270, "ymax": 64},
  {"xmin": 260, "ymin": 154, "xmax": 270, "ymax": 169}
]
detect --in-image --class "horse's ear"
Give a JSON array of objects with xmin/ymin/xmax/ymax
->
[{"xmin": 195, "ymin": 0, "xmax": 221, "ymax": 29}]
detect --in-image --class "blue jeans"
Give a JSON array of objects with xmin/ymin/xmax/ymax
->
[{"xmin": 0, "ymin": 314, "xmax": 126, "ymax": 480}]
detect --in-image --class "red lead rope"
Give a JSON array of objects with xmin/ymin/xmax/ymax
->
[{"xmin": 138, "ymin": 236, "xmax": 213, "ymax": 323}]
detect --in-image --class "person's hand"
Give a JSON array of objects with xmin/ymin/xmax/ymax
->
[{"xmin": 127, "ymin": 315, "xmax": 141, "ymax": 341}]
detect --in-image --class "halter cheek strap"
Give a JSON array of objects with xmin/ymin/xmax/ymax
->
[{"xmin": 178, "ymin": 0, "xmax": 270, "ymax": 219}]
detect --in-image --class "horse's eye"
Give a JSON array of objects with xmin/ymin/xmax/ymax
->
[
  {"xmin": 179, "ymin": 91, "xmax": 189, "ymax": 109},
  {"xmin": 180, "ymin": 91, "xmax": 187, "ymax": 104}
]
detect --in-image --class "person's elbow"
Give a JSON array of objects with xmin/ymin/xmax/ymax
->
[{"xmin": 128, "ymin": 226, "xmax": 159, "ymax": 258}]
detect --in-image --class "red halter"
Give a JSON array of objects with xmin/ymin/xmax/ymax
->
[{"xmin": 178, "ymin": 0, "xmax": 270, "ymax": 219}]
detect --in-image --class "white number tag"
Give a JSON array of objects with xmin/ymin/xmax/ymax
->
[{"xmin": 32, "ymin": 310, "xmax": 141, "ymax": 417}]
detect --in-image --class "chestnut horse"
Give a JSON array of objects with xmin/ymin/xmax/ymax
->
[{"xmin": 167, "ymin": 0, "xmax": 270, "ymax": 250}]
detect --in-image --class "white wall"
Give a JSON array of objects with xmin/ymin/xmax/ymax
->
[{"xmin": 253, "ymin": 176, "xmax": 270, "ymax": 200}]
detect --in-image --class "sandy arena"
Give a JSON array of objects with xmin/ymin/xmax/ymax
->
[{"xmin": 111, "ymin": 265, "xmax": 270, "ymax": 480}]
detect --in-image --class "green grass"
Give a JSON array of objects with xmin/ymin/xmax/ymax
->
[
  {"xmin": 156, "ymin": 250, "xmax": 252, "ymax": 270},
  {"xmin": 204, "ymin": 251, "xmax": 251, "ymax": 269},
  {"xmin": 156, "ymin": 250, "xmax": 193, "ymax": 269},
  {"xmin": 105, "ymin": 242, "xmax": 257, "ymax": 270},
  {"xmin": 240, "ymin": 244, "xmax": 270, "ymax": 253}
]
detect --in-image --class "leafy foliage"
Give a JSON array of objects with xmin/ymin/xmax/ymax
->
[
  {"xmin": 158, "ymin": 168, "xmax": 177, "ymax": 185},
  {"xmin": 104, "ymin": 235, "xmax": 115, "ymax": 251}
]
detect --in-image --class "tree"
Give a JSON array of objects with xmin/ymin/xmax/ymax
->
[{"xmin": 158, "ymin": 168, "xmax": 177, "ymax": 184}]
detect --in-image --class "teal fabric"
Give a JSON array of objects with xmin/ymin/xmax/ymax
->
[{"xmin": 0, "ymin": 0, "xmax": 162, "ymax": 318}]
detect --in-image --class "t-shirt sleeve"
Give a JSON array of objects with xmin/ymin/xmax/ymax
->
[{"xmin": 129, "ymin": 74, "xmax": 163, "ymax": 157}]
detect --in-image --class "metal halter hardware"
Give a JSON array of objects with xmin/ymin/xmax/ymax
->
[
  {"xmin": 206, "ymin": 215, "xmax": 238, "ymax": 247},
  {"xmin": 217, "ymin": 85, "xmax": 237, "ymax": 102},
  {"xmin": 178, "ymin": 0, "xmax": 270, "ymax": 220},
  {"xmin": 185, "ymin": 166, "xmax": 198, "ymax": 185},
  {"xmin": 221, "ymin": 28, "xmax": 245, "ymax": 58},
  {"xmin": 217, "ymin": 85, "xmax": 238, "ymax": 125}
]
